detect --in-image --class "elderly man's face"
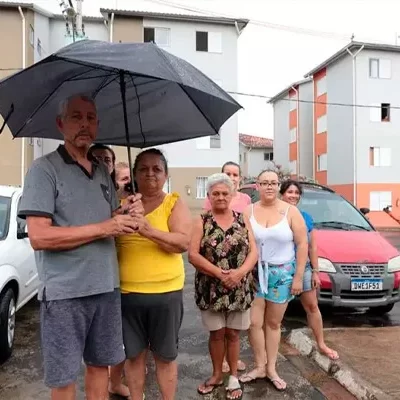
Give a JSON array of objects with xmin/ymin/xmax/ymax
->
[{"xmin": 56, "ymin": 97, "xmax": 98, "ymax": 149}]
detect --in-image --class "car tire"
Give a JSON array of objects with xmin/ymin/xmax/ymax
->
[
  {"xmin": 0, "ymin": 288, "xmax": 16, "ymax": 362},
  {"xmin": 368, "ymin": 303, "xmax": 394, "ymax": 315}
]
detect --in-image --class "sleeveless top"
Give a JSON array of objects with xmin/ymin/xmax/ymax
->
[
  {"xmin": 250, "ymin": 204, "xmax": 295, "ymax": 295},
  {"xmin": 116, "ymin": 192, "xmax": 184, "ymax": 294},
  {"xmin": 194, "ymin": 211, "xmax": 255, "ymax": 312}
]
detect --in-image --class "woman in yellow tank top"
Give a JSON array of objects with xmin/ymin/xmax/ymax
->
[{"xmin": 116, "ymin": 148, "xmax": 192, "ymax": 400}]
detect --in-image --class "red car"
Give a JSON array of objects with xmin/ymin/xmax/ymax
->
[{"xmin": 239, "ymin": 182, "xmax": 400, "ymax": 313}]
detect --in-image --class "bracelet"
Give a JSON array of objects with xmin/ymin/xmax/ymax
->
[{"xmin": 312, "ymin": 269, "xmax": 319, "ymax": 273}]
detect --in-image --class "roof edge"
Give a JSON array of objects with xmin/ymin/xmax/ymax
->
[
  {"xmin": 100, "ymin": 8, "xmax": 249, "ymax": 29},
  {"xmin": 267, "ymin": 77, "xmax": 312, "ymax": 104},
  {"xmin": 0, "ymin": 2, "xmax": 53, "ymax": 17}
]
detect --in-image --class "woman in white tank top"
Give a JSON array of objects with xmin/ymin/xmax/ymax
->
[{"xmin": 239, "ymin": 170, "xmax": 308, "ymax": 391}]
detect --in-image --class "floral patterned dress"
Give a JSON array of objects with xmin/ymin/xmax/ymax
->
[{"xmin": 194, "ymin": 211, "xmax": 255, "ymax": 312}]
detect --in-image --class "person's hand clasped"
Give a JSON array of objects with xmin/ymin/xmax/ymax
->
[
  {"xmin": 312, "ymin": 271, "xmax": 321, "ymax": 289},
  {"xmin": 220, "ymin": 269, "xmax": 244, "ymax": 289},
  {"xmin": 121, "ymin": 193, "xmax": 144, "ymax": 217},
  {"xmin": 291, "ymin": 275, "xmax": 303, "ymax": 296},
  {"xmin": 108, "ymin": 215, "xmax": 141, "ymax": 236}
]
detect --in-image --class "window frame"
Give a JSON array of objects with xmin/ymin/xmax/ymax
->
[{"xmin": 196, "ymin": 176, "xmax": 208, "ymax": 199}]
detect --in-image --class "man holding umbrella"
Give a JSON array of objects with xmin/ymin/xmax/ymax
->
[{"xmin": 18, "ymin": 94, "xmax": 143, "ymax": 400}]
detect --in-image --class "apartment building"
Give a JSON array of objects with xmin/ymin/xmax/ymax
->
[
  {"xmin": 269, "ymin": 78, "xmax": 313, "ymax": 179},
  {"xmin": 271, "ymin": 41, "xmax": 400, "ymax": 226},
  {"xmin": 239, "ymin": 134, "xmax": 273, "ymax": 178},
  {"xmin": 0, "ymin": 2, "xmax": 247, "ymax": 210}
]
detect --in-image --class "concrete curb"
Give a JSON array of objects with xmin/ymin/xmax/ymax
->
[{"xmin": 287, "ymin": 328, "xmax": 393, "ymax": 400}]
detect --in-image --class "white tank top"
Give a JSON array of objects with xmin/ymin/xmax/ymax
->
[{"xmin": 250, "ymin": 204, "xmax": 295, "ymax": 265}]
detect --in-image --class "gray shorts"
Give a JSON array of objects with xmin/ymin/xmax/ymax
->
[
  {"xmin": 121, "ymin": 290, "xmax": 183, "ymax": 361},
  {"xmin": 40, "ymin": 289, "xmax": 125, "ymax": 388}
]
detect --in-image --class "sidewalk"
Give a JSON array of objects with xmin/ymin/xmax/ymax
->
[{"xmin": 287, "ymin": 327, "xmax": 400, "ymax": 399}]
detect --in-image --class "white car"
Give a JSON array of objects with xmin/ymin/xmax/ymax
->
[{"xmin": 0, "ymin": 185, "xmax": 38, "ymax": 361}]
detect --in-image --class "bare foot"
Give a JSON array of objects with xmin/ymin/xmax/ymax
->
[
  {"xmin": 222, "ymin": 359, "xmax": 247, "ymax": 373},
  {"xmin": 239, "ymin": 367, "xmax": 266, "ymax": 383},
  {"xmin": 319, "ymin": 345, "xmax": 339, "ymax": 360},
  {"xmin": 109, "ymin": 382, "xmax": 130, "ymax": 398}
]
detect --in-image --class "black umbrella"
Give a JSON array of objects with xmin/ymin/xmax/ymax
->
[{"xmin": 0, "ymin": 40, "xmax": 241, "ymax": 187}]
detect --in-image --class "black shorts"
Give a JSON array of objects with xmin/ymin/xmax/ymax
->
[{"xmin": 121, "ymin": 290, "xmax": 183, "ymax": 361}]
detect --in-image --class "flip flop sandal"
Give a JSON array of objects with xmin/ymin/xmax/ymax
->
[
  {"xmin": 239, "ymin": 372, "xmax": 266, "ymax": 384},
  {"xmin": 226, "ymin": 375, "xmax": 243, "ymax": 400},
  {"xmin": 322, "ymin": 350, "xmax": 339, "ymax": 361},
  {"xmin": 197, "ymin": 380, "xmax": 223, "ymax": 395},
  {"xmin": 267, "ymin": 376, "xmax": 287, "ymax": 392},
  {"xmin": 237, "ymin": 360, "xmax": 247, "ymax": 372}
]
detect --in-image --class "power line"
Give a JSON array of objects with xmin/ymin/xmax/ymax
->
[{"xmin": 148, "ymin": 0, "xmax": 372, "ymax": 41}]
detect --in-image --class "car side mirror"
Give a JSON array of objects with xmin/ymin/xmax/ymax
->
[
  {"xmin": 17, "ymin": 221, "xmax": 28, "ymax": 239},
  {"xmin": 360, "ymin": 207, "xmax": 370, "ymax": 215}
]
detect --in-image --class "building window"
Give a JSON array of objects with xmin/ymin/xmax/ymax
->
[
  {"xmin": 243, "ymin": 152, "xmax": 247, "ymax": 162},
  {"xmin": 317, "ymin": 153, "xmax": 327, "ymax": 171},
  {"xmin": 289, "ymin": 97, "xmax": 297, "ymax": 111},
  {"xmin": 370, "ymin": 103, "xmax": 391, "ymax": 122},
  {"xmin": 317, "ymin": 115, "xmax": 327, "ymax": 133},
  {"xmin": 239, "ymin": 154, "xmax": 242, "ymax": 162},
  {"xmin": 196, "ymin": 177, "xmax": 208, "ymax": 199},
  {"xmin": 289, "ymin": 160, "xmax": 297, "ymax": 174},
  {"xmin": 369, "ymin": 58, "xmax": 391, "ymax": 79},
  {"xmin": 370, "ymin": 191, "xmax": 391, "ymax": 211},
  {"xmin": 210, "ymin": 133, "xmax": 221, "ymax": 149},
  {"xmin": 369, "ymin": 147, "xmax": 391, "ymax": 167},
  {"xmin": 316, "ymin": 76, "xmax": 327, "ymax": 97},
  {"xmin": 144, "ymin": 27, "xmax": 170, "ymax": 47},
  {"xmin": 29, "ymin": 25, "xmax": 34, "ymax": 46},
  {"xmin": 196, "ymin": 31, "xmax": 222, "ymax": 53},
  {"xmin": 163, "ymin": 177, "xmax": 171, "ymax": 193},
  {"xmin": 37, "ymin": 38, "xmax": 42, "ymax": 57},
  {"xmin": 289, "ymin": 127, "xmax": 297, "ymax": 143},
  {"xmin": 264, "ymin": 152, "xmax": 273, "ymax": 161}
]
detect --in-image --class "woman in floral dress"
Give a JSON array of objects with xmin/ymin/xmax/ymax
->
[{"xmin": 189, "ymin": 173, "xmax": 258, "ymax": 400}]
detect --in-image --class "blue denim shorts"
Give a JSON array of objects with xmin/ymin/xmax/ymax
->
[
  {"xmin": 302, "ymin": 265, "xmax": 313, "ymax": 292},
  {"xmin": 256, "ymin": 260, "xmax": 296, "ymax": 304}
]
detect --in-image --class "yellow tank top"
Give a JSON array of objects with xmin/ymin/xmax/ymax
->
[{"xmin": 116, "ymin": 192, "xmax": 185, "ymax": 294}]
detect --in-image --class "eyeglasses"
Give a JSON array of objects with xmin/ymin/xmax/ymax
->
[{"xmin": 258, "ymin": 181, "xmax": 280, "ymax": 188}]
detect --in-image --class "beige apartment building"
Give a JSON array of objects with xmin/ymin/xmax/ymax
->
[{"xmin": 0, "ymin": 3, "xmax": 245, "ymax": 210}]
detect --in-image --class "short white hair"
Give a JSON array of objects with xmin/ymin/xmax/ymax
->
[
  {"xmin": 57, "ymin": 94, "xmax": 97, "ymax": 119},
  {"xmin": 206, "ymin": 173, "xmax": 234, "ymax": 194}
]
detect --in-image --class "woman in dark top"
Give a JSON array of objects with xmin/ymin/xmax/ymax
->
[{"xmin": 189, "ymin": 173, "xmax": 258, "ymax": 399}]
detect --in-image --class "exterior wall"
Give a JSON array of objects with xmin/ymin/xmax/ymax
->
[
  {"xmin": 143, "ymin": 18, "xmax": 239, "ymax": 169},
  {"xmin": 325, "ymin": 54, "xmax": 354, "ymax": 200},
  {"xmin": 313, "ymin": 69, "xmax": 327, "ymax": 185},
  {"xmin": 272, "ymin": 97, "xmax": 290, "ymax": 171},
  {"xmin": 112, "ymin": 15, "xmax": 143, "ymax": 43},
  {"xmin": 239, "ymin": 143, "xmax": 249, "ymax": 177},
  {"xmin": 355, "ymin": 50, "xmax": 400, "ymax": 184},
  {"xmin": 298, "ymin": 80, "xmax": 313, "ymax": 177},
  {"xmin": 0, "ymin": 7, "xmax": 35, "ymax": 186},
  {"xmin": 247, "ymin": 147, "xmax": 273, "ymax": 178}
]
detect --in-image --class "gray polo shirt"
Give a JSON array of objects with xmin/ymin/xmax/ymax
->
[{"xmin": 18, "ymin": 145, "xmax": 120, "ymax": 301}]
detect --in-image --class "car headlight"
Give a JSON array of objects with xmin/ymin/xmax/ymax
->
[
  {"xmin": 388, "ymin": 256, "xmax": 400, "ymax": 273},
  {"xmin": 318, "ymin": 258, "xmax": 336, "ymax": 273}
]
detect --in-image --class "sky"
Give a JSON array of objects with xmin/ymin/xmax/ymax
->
[{"xmin": 22, "ymin": 0, "xmax": 400, "ymax": 137}]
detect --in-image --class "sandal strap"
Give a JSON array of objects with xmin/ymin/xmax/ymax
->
[{"xmin": 226, "ymin": 375, "xmax": 241, "ymax": 391}]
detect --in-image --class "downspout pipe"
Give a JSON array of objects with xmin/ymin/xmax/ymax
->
[
  {"xmin": 312, "ymin": 77, "xmax": 315, "ymax": 179},
  {"xmin": 346, "ymin": 45, "xmax": 364, "ymax": 206},
  {"xmin": 291, "ymin": 86, "xmax": 300, "ymax": 177},
  {"xmin": 109, "ymin": 12, "xmax": 115, "ymax": 42},
  {"xmin": 18, "ymin": 6, "xmax": 26, "ymax": 186}
]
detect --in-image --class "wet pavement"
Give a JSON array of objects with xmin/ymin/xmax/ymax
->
[{"xmin": 1, "ymin": 231, "xmax": 399, "ymax": 399}]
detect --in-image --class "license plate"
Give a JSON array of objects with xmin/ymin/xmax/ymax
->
[{"xmin": 351, "ymin": 279, "xmax": 383, "ymax": 291}]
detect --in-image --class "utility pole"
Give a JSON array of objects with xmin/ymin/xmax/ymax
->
[{"xmin": 75, "ymin": 0, "xmax": 83, "ymax": 38}]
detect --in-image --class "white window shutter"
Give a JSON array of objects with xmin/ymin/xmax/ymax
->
[
  {"xmin": 380, "ymin": 59, "xmax": 391, "ymax": 79},
  {"xmin": 155, "ymin": 28, "xmax": 170, "ymax": 46},
  {"xmin": 208, "ymin": 32, "xmax": 222, "ymax": 53},
  {"xmin": 380, "ymin": 148, "xmax": 391, "ymax": 167},
  {"xmin": 369, "ymin": 192, "xmax": 380, "ymax": 211},
  {"xmin": 317, "ymin": 115, "xmax": 327, "ymax": 133},
  {"xmin": 369, "ymin": 59, "xmax": 379, "ymax": 78},
  {"xmin": 381, "ymin": 192, "xmax": 392, "ymax": 209},
  {"xmin": 196, "ymin": 136, "xmax": 210, "ymax": 149},
  {"xmin": 317, "ymin": 76, "xmax": 327, "ymax": 96},
  {"xmin": 370, "ymin": 104, "xmax": 381, "ymax": 122}
]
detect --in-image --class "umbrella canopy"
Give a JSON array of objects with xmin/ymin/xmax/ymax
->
[{"xmin": 0, "ymin": 40, "xmax": 241, "ymax": 148}]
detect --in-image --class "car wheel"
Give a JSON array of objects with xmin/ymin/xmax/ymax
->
[
  {"xmin": 0, "ymin": 288, "xmax": 16, "ymax": 362},
  {"xmin": 368, "ymin": 303, "xmax": 394, "ymax": 315}
]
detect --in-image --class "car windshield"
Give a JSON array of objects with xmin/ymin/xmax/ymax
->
[
  {"xmin": 299, "ymin": 189, "xmax": 373, "ymax": 231},
  {"xmin": 0, "ymin": 196, "xmax": 11, "ymax": 240}
]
